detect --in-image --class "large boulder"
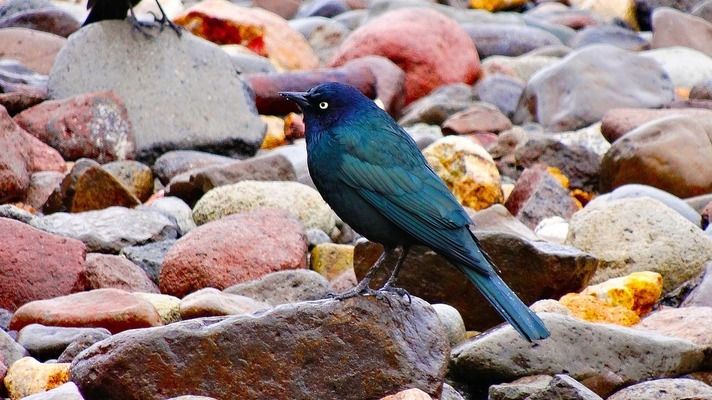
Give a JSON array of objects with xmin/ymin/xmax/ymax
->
[
  {"xmin": 71, "ymin": 296, "xmax": 449, "ymax": 400},
  {"xmin": 47, "ymin": 21, "xmax": 265, "ymax": 162},
  {"xmin": 513, "ymin": 45, "xmax": 674, "ymax": 132},
  {"xmin": 160, "ymin": 209, "xmax": 308, "ymax": 298},
  {"xmin": 0, "ymin": 218, "xmax": 86, "ymax": 311},
  {"xmin": 330, "ymin": 7, "xmax": 479, "ymax": 105}
]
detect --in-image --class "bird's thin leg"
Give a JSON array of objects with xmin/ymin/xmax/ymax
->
[
  {"xmin": 332, "ymin": 247, "xmax": 394, "ymax": 300},
  {"xmin": 126, "ymin": 0, "xmax": 155, "ymax": 38},
  {"xmin": 150, "ymin": 0, "xmax": 182, "ymax": 37},
  {"xmin": 377, "ymin": 246, "xmax": 411, "ymax": 302}
]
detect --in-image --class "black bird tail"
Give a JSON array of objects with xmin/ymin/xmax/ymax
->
[
  {"xmin": 83, "ymin": 0, "xmax": 131, "ymax": 26},
  {"xmin": 461, "ymin": 266, "xmax": 550, "ymax": 342}
]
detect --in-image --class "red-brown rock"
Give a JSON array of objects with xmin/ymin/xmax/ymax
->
[
  {"xmin": 10, "ymin": 288, "xmax": 162, "ymax": 333},
  {"xmin": 14, "ymin": 91, "xmax": 135, "ymax": 163},
  {"xmin": 601, "ymin": 107, "xmax": 712, "ymax": 143},
  {"xmin": 246, "ymin": 55, "xmax": 405, "ymax": 116},
  {"xmin": 0, "ymin": 106, "xmax": 31, "ymax": 202},
  {"xmin": 505, "ymin": 165, "xmax": 579, "ymax": 229},
  {"xmin": 84, "ymin": 254, "xmax": 159, "ymax": 293},
  {"xmin": 21, "ymin": 130, "xmax": 65, "ymax": 173},
  {"xmin": 442, "ymin": 102, "xmax": 512, "ymax": 135},
  {"xmin": 0, "ymin": 86, "xmax": 45, "ymax": 115},
  {"xmin": 329, "ymin": 7, "xmax": 480, "ymax": 105},
  {"xmin": 600, "ymin": 115, "xmax": 712, "ymax": 197},
  {"xmin": 0, "ymin": 218, "xmax": 86, "ymax": 311},
  {"xmin": 0, "ymin": 28, "xmax": 66, "ymax": 74},
  {"xmin": 159, "ymin": 209, "xmax": 308, "ymax": 298},
  {"xmin": 252, "ymin": 0, "xmax": 301, "ymax": 19},
  {"xmin": 652, "ymin": 8, "xmax": 712, "ymax": 57}
]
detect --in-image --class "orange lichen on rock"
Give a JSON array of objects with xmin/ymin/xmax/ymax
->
[{"xmin": 559, "ymin": 293, "xmax": 640, "ymax": 326}]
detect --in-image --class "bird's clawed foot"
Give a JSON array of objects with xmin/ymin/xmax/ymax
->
[
  {"xmin": 149, "ymin": 0, "xmax": 182, "ymax": 37},
  {"xmin": 376, "ymin": 284, "xmax": 412, "ymax": 304}
]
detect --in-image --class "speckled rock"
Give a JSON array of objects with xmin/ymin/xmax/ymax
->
[
  {"xmin": 450, "ymin": 313, "xmax": 707, "ymax": 385},
  {"xmin": 0, "ymin": 105, "xmax": 31, "ymax": 202},
  {"xmin": 179, "ymin": 288, "xmax": 269, "ymax": 319},
  {"xmin": 310, "ymin": 243, "xmax": 354, "ymax": 281},
  {"xmin": 423, "ymin": 136, "xmax": 503, "ymax": 211},
  {"xmin": 48, "ymin": 20, "xmax": 265, "ymax": 162},
  {"xmin": 566, "ymin": 197, "xmax": 712, "ymax": 292},
  {"xmin": 488, "ymin": 375, "xmax": 553, "ymax": 400},
  {"xmin": 57, "ymin": 330, "xmax": 113, "ymax": 364},
  {"xmin": 160, "ymin": 209, "xmax": 308, "ymax": 298},
  {"xmin": 224, "ymin": 269, "xmax": 332, "ymax": 306},
  {"xmin": 70, "ymin": 296, "xmax": 449, "ymax": 400},
  {"xmin": 14, "ymin": 91, "xmax": 135, "ymax": 163},
  {"xmin": 3, "ymin": 357, "xmax": 70, "ymax": 399},
  {"xmin": 192, "ymin": 180, "xmax": 336, "ymax": 233},
  {"xmin": 0, "ymin": 329, "xmax": 28, "ymax": 367},
  {"xmin": 30, "ymin": 207, "xmax": 179, "ymax": 253},
  {"xmin": 636, "ymin": 306, "xmax": 712, "ymax": 346},
  {"xmin": 607, "ymin": 378, "xmax": 712, "ymax": 400}
]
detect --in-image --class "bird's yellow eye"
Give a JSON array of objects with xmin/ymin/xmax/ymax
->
[{"xmin": 319, "ymin": 101, "xmax": 329, "ymax": 110}]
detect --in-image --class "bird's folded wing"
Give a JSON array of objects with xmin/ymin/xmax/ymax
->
[{"xmin": 337, "ymin": 133, "xmax": 489, "ymax": 274}]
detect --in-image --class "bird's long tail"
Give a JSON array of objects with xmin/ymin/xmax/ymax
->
[{"xmin": 461, "ymin": 267, "xmax": 550, "ymax": 342}]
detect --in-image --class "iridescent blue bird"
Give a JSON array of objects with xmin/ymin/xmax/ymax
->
[{"xmin": 281, "ymin": 83, "xmax": 549, "ymax": 342}]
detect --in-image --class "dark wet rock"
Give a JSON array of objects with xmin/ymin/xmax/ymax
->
[{"xmin": 71, "ymin": 296, "xmax": 449, "ymax": 400}]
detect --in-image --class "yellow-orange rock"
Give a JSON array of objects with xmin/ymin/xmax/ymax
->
[
  {"xmin": 3, "ymin": 357, "xmax": 70, "ymax": 400},
  {"xmin": 260, "ymin": 115, "xmax": 286, "ymax": 149},
  {"xmin": 559, "ymin": 293, "xmax": 640, "ymax": 326},
  {"xmin": 174, "ymin": 0, "xmax": 318, "ymax": 70},
  {"xmin": 310, "ymin": 243, "xmax": 354, "ymax": 281},
  {"xmin": 423, "ymin": 136, "xmax": 503, "ymax": 210},
  {"xmin": 470, "ymin": 0, "xmax": 527, "ymax": 12},
  {"xmin": 581, "ymin": 271, "xmax": 663, "ymax": 316}
]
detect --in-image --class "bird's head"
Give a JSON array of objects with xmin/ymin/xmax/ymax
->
[{"xmin": 280, "ymin": 82, "xmax": 379, "ymax": 139}]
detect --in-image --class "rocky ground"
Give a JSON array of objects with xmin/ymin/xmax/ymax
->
[{"xmin": 0, "ymin": 0, "xmax": 711, "ymax": 399}]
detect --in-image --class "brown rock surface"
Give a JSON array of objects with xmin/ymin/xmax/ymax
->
[{"xmin": 0, "ymin": 28, "xmax": 65, "ymax": 74}]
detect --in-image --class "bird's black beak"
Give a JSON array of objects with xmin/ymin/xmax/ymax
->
[{"xmin": 279, "ymin": 91, "xmax": 311, "ymax": 109}]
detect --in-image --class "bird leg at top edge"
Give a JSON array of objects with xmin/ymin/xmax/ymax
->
[{"xmin": 148, "ymin": 0, "xmax": 182, "ymax": 36}]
